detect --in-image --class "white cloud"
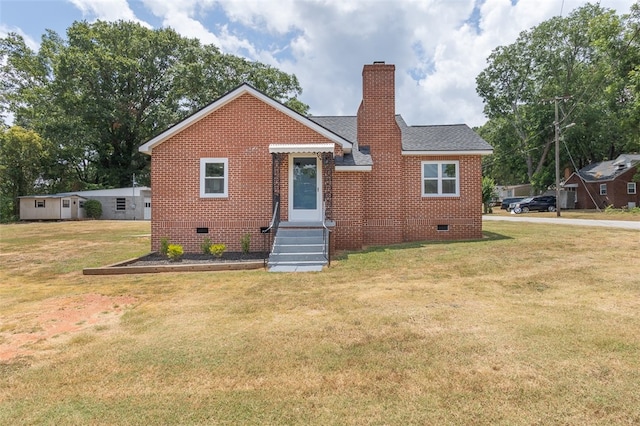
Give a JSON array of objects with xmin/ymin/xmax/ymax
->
[
  {"xmin": 140, "ymin": 0, "xmax": 218, "ymax": 44},
  {"xmin": 0, "ymin": 24, "xmax": 40, "ymax": 51},
  {"xmin": 69, "ymin": 0, "xmax": 151, "ymax": 26},
  {"xmin": 61, "ymin": 0, "xmax": 639, "ymax": 127}
]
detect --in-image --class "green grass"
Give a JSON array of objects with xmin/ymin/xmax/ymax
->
[{"xmin": 1, "ymin": 219, "xmax": 640, "ymax": 424}]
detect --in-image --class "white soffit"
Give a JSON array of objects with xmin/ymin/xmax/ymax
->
[{"xmin": 269, "ymin": 143, "xmax": 335, "ymax": 154}]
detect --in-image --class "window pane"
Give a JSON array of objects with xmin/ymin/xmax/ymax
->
[
  {"xmin": 423, "ymin": 163, "xmax": 438, "ymax": 178},
  {"xmin": 424, "ymin": 180, "xmax": 438, "ymax": 194},
  {"xmin": 442, "ymin": 163, "xmax": 456, "ymax": 178},
  {"xmin": 600, "ymin": 184, "xmax": 607, "ymax": 195},
  {"xmin": 442, "ymin": 179, "xmax": 456, "ymax": 194},
  {"xmin": 205, "ymin": 163, "xmax": 224, "ymax": 178},
  {"xmin": 205, "ymin": 178, "xmax": 224, "ymax": 194}
]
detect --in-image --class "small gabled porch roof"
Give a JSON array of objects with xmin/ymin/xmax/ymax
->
[{"xmin": 139, "ymin": 84, "xmax": 353, "ymax": 155}]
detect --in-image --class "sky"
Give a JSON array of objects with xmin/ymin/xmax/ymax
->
[{"xmin": 0, "ymin": 0, "xmax": 637, "ymax": 128}]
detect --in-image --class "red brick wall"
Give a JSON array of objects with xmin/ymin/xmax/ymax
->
[
  {"xmin": 401, "ymin": 155, "xmax": 483, "ymax": 241},
  {"xmin": 332, "ymin": 172, "xmax": 365, "ymax": 250},
  {"xmin": 150, "ymin": 93, "xmax": 336, "ymax": 253}
]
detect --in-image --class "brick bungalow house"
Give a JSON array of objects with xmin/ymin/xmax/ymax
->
[
  {"xmin": 564, "ymin": 154, "xmax": 640, "ymax": 209},
  {"xmin": 139, "ymin": 62, "xmax": 493, "ymax": 269}
]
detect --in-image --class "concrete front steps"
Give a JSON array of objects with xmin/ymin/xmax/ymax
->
[{"xmin": 268, "ymin": 224, "xmax": 328, "ymax": 272}]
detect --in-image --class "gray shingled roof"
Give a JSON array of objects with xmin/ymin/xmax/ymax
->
[
  {"xmin": 310, "ymin": 115, "xmax": 493, "ymax": 156},
  {"xmin": 309, "ymin": 116, "xmax": 358, "ymax": 143},
  {"xmin": 576, "ymin": 154, "xmax": 640, "ymax": 182},
  {"xmin": 395, "ymin": 116, "xmax": 493, "ymax": 152},
  {"xmin": 309, "ymin": 116, "xmax": 372, "ymax": 166}
]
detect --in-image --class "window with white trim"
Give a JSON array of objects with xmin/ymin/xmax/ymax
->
[
  {"xmin": 35, "ymin": 200, "xmax": 45, "ymax": 208},
  {"xmin": 599, "ymin": 184, "xmax": 607, "ymax": 195},
  {"xmin": 116, "ymin": 198, "xmax": 126, "ymax": 211},
  {"xmin": 422, "ymin": 161, "xmax": 459, "ymax": 197},
  {"xmin": 200, "ymin": 158, "xmax": 228, "ymax": 198},
  {"xmin": 62, "ymin": 199, "xmax": 70, "ymax": 208},
  {"xmin": 628, "ymin": 182, "xmax": 637, "ymax": 195}
]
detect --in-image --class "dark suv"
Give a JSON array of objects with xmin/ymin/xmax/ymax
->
[
  {"xmin": 512, "ymin": 196, "xmax": 557, "ymax": 213},
  {"xmin": 501, "ymin": 197, "xmax": 526, "ymax": 211}
]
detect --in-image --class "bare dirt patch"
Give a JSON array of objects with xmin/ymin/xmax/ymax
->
[{"xmin": 0, "ymin": 293, "xmax": 136, "ymax": 362}]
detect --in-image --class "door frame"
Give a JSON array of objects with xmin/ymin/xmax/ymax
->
[
  {"xmin": 288, "ymin": 154, "xmax": 322, "ymax": 222},
  {"xmin": 143, "ymin": 197, "xmax": 151, "ymax": 220},
  {"xmin": 60, "ymin": 198, "xmax": 72, "ymax": 219}
]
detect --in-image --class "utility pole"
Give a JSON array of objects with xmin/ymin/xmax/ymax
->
[
  {"xmin": 132, "ymin": 173, "xmax": 137, "ymax": 220},
  {"xmin": 547, "ymin": 95, "xmax": 573, "ymax": 217},
  {"xmin": 554, "ymin": 100, "xmax": 561, "ymax": 217}
]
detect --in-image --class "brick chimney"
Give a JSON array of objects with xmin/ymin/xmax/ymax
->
[
  {"xmin": 357, "ymin": 61, "xmax": 400, "ymax": 156},
  {"xmin": 357, "ymin": 62, "xmax": 403, "ymax": 246}
]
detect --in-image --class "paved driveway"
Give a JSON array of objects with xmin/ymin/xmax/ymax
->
[{"xmin": 483, "ymin": 215, "xmax": 640, "ymax": 230}]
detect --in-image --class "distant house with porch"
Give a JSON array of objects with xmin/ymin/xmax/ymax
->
[{"xmin": 564, "ymin": 154, "xmax": 640, "ymax": 209}]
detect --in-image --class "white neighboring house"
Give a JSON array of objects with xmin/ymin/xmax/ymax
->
[
  {"xmin": 496, "ymin": 184, "xmax": 532, "ymax": 199},
  {"xmin": 19, "ymin": 187, "xmax": 151, "ymax": 221}
]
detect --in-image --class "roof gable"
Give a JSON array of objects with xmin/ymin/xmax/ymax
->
[{"xmin": 139, "ymin": 84, "xmax": 352, "ymax": 155}]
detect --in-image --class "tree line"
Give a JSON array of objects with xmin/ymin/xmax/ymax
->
[
  {"xmin": 476, "ymin": 2, "xmax": 639, "ymax": 192},
  {"xmin": 2, "ymin": 4, "xmax": 638, "ymax": 220},
  {"xmin": 0, "ymin": 20, "xmax": 307, "ymax": 220}
]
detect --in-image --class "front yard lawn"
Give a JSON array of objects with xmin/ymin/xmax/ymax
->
[{"xmin": 1, "ymin": 220, "xmax": 639, "ymax": 424}]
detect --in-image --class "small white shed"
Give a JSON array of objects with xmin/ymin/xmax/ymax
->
[{"xmin": 19, "ymin": 194, "xmax": 87, "ymax": 220}]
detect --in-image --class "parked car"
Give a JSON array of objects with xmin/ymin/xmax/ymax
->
[
  {"xmin": 501, "ymin": 197, "xmax": 526, "ymax": 211},
  {"xmin": 511, "ymin": 196, "xmax": 557, "ymax": 213}
]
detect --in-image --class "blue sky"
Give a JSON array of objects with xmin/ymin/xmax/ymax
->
[{"xmin": 0, "ymin": 0, "xmax": 636, "ymax": 127}]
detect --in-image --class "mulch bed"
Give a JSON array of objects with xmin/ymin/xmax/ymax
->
[
  {"xmin": 83, "ymin": 252, "xmax": 267, "ymax": 275},
  {"xmin": 125, "ymin": 252, "xmax": 267, "ymax": 266}
]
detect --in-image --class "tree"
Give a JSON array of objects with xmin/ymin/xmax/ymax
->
[
  {"xmin": 1, "ymin": 20, "xmax": 308, "ymax": 190},
  {"xmin": 481, "ymin": 176, "xmax": 497, "ymax": 214},
  {"xmin": 83, "ymin": 199, "xmax": 102, "ymax": 219},
  {"xmin": 0, "ymin": 126, "xmax": 52, "ymax": 219},
  {"xmin": 476, "ymin": 3, "xmax": 639, "ymax": 191}
]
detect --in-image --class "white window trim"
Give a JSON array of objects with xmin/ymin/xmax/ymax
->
[
  {"xmin": 421, "ymin": 160, "xmax": 460, "ymax": 197},
  {"xmin": 599, "ymin": 184, "xmax": 607, "ymax": 196},
  {"xmin": 200, "ymin": 158, "xmax": 229, "ymax": 198},
  {"xmin": 628, "ymin": 182, "xmax": 637, "ymax": 195}
]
